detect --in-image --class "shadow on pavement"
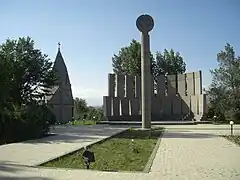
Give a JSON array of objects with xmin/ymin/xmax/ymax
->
[
  {"xmin": 22, "ymin": 134, "xmax": 101, "ymax": 144},
  {"xmin": 0, "ymin": 161, "xmax": 54, "ymax": 180},
  {"xmin": 163, "ymin": 132, "xmax": 218, "ymax": 139},
  {"xmin": 0, "ymin": 177, "xmax": 53, "ymax": 180},
  {"xmin": 0, "ymin": 175, "xmax": 53, "ymax": 180},
  {"xmin": 0, "ymin": 161, "xmax": 23, "ymax": 173},
  {"xmin": 19, "ymin": 125, "xmax": 127, "ymax": 144}
]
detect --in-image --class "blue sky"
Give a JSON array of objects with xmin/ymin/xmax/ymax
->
[{"xmin": 0, "ymin": 0, "xmax": 239, "ymax": 106}]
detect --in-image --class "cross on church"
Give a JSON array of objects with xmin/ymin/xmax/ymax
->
[{"xmin": 58, "ymin": 42, "xmax": 61, "ymax": 50}]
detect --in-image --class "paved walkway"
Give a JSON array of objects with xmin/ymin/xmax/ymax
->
[
  {"xmin": 151, "ymin": 126, "xmax": 240, "ymax": 180},
  {"xmin": 0, "ymin": 125, "xmax": 127, "ymax": 166},
  {"xmin": 0, "ymin": 124, "xmax": 240, "ymax": 180}
]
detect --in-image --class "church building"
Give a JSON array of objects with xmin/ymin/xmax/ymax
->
[{"xmin": 46, "ymin": 43, "xmax": 74, "ymax": 124}]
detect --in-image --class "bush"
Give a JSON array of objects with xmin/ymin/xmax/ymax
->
[{"xmin": 0, "ymin": 104, "xmax": 56, "ymax": 144}]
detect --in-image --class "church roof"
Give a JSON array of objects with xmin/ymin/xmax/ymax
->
[
  {"xmin": 52, "ymin": 44, "xmax": 71, "ymax": 85},
  {"xmin": 45, "ymin": 85, "xmax": 59, "ymax": 101},
  {"xmin": 46, "ymin": 43, "xmax": 73, "ymax": 104}
]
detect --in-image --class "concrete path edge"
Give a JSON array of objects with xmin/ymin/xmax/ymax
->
[{"xmin": 143, "ymin": 128, "xmax": 165, "ymax": 173}]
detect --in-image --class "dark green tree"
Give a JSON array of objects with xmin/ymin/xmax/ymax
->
[
  {"xmin": 0, "ymin": 37, "xmax": 57, "ymax": 142},
  {"xmin": 112, "ymin": 39, "xmax": 186, "ymax": 90},
  {"xmin": 86, "ymin": 106, "xmax": 103, "ymax": 121},
  {"xmin": 155, "ymin": 49, "xmax": 186, "ymax": 76},
  {"xmin": 208, "ymin": 43, "xmax": 240, "ymax": 122},
  {"xmin": 112, "ymin": 39, "xmax": 155, "ymax": 75},
  {"xmin": 74, "ymin": 98, "xmax": 88, "ymax": 120},
  {"xmin": 112, "ymin": 39, "xmax": 185, "ymax": 77},
  {"xmin": 0, "ymin": 37, "xmax": 56, "ymax": 105}
]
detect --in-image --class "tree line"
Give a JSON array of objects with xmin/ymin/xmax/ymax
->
[{"xmin": 73, "ymin": 98, "xmax": 103, "ymax": 121}]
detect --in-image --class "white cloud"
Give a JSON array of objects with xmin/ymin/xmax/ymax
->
[{"xmin": 72, "ymin": 85, "xmax": 107, "ymax": 106}]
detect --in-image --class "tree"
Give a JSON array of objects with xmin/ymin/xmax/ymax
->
[
  {"xmin": 86, "ymin": 106, "xmax": 103, "ymax": 121},
  {"xmin": 155, "ymin": 49, "xmax": 186, "ymax": 76},
  {"xmin": 74, "ymin": 98, "xmax": 88, "ymax": 120},
  {"xmin": 0, "ymin": 37, "xmax": 57, "ymax": 142},
  {"xmin": 207, "ymin": 85, "xmax": 228, "ymax": 121},
  {"xmin": 0, "ymin": 37, "xmax": 56, "ymax": 105},
  {"xmin": 112, "ymin": 39, "xmax": 186, "ymax": 90},
  {"xmin": 208, "ymin": 43, "xmax": 240, "ymax": 122},
  {"xmin": 112, "ymin": 39, "xmax": 155, "ymax": 75},
  {"xmin": 112, "ymin": 39, "xmax": 186, "ymax": 76}
]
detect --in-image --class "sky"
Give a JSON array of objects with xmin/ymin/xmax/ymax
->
[{"xmin": 0, "ymin": 0, "xmax": 239, "ymax": 106}]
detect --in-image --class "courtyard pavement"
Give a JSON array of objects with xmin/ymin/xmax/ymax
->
[
  {"xmin": 0, "ymin": 124, "xmax": 240, "ymax": 180},
  {"xmin": 0, "ymin": 125, "xmax": 127, "ymax": 166}
]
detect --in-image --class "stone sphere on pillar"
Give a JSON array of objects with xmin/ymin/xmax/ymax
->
[{"xmin": 136, "ymin": 14, "xmax": 154, "ymax": 34}]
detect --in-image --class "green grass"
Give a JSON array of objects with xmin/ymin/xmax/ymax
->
[
  {"xmin": 222, "ymin": 135, "xmax": 240, "ymax": 146},
  {"xmin": 41, "ymin": 128, "xmax": 164, "ymax": 172},
  {"xmin": 71, "ymin": 120, "xmax": 96, "ymax": 125}
]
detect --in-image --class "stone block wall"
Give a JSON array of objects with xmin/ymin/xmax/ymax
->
[{"xmin": 103, "ymin": 71, "xmax": 207, "ymax": 121}]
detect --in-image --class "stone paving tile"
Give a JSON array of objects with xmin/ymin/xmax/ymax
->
[
  {"xmin": 150, "ymin": 129, "xmax": 240, "ymax": 180},
  {"xmin": 0, "ymin": 164, "xmax": 153, "ymax": 180}
]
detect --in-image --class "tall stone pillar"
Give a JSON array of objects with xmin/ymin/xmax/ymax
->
[
  {"xmin": 167, "ymin": 74, "xmax": 177, "ymax": 96},
  {"xmin": 116, "ymin": 74, "xmax": 125, "ymax": 98},
  {"xmin": 135, "ymin": 75, "xmax": 141, "ymax": 98},
  {"xmin": 108, "ymin": 73, "xmax": 115, "ymax": 97},
  {"xmin": 186, "ymin": 72, "xmax": 195, "ymax": 96},
  {"xmin": 194, "ymin": 71, "xmax": 202, "ymax": 95},
  {"xmin": 156, "ymin": 75, "xmax": 165, "ymax": 97},
  {"xmin": 177, "ymin": 74, "xmax": 186, "ymax": 96},
  {"xmin": 125, "ymin": 75, "xmax": 134, "ymax": 98},
  {"xmin": 136, "ymin": 14, "xmax": 154, "ymax": 129}
]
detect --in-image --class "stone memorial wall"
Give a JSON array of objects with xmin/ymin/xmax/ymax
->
[{"xmin": 103, "ymin": 71, "xmax": 207, "ymax": 121}]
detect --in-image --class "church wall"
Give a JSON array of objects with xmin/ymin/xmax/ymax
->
[
  {"xmin": 48, "ymin": 88, "xmax": 61, "ymax": 105},
  {"xmin": 62, "ymin": 105, "xmax": 73, "ymax": 123},
  {"xmin": 61, "ymin": 89, "xmax": 74, "ymax": 105},
  {"xmin": 48, "ymin": 105, "xmax": 61, "ymax": 123}
]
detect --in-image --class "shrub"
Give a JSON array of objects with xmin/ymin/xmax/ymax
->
[{"xmin": 0, "ymin": 104, "xmax": 56, "ymax": 144}]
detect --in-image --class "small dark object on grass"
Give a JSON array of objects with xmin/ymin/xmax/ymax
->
[
  {"xmin": 131, "ymin": 139, "xmax": 139, "ymax": 153},
  {"xmin": 82, "ymin": 147, "xmax": 95, "ymax": 169},
  {"xmin": 133, "ymin": 148, "xmax": 139, "ymax": 154}
]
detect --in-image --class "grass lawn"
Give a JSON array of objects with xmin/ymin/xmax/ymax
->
[
  {"xmin": 222, "ymin": 135, "xmax": 240, "ymax": 146},
  {"xmin": 41, "ymin": 128, "xmax": 164, "ymax": 172}
]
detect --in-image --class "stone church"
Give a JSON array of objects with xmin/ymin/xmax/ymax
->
[{"xmin": 46, "ymin": 44, "xmax": 74, "ymax": 124}]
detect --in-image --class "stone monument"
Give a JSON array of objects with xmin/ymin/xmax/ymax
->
[
  {"xmin": 102, "ymin": 15, "xmax": 207, "ymax": 124},
  {"xmin": 136, "ymin": 14, "xmax": 154, "ymax": 129}
]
